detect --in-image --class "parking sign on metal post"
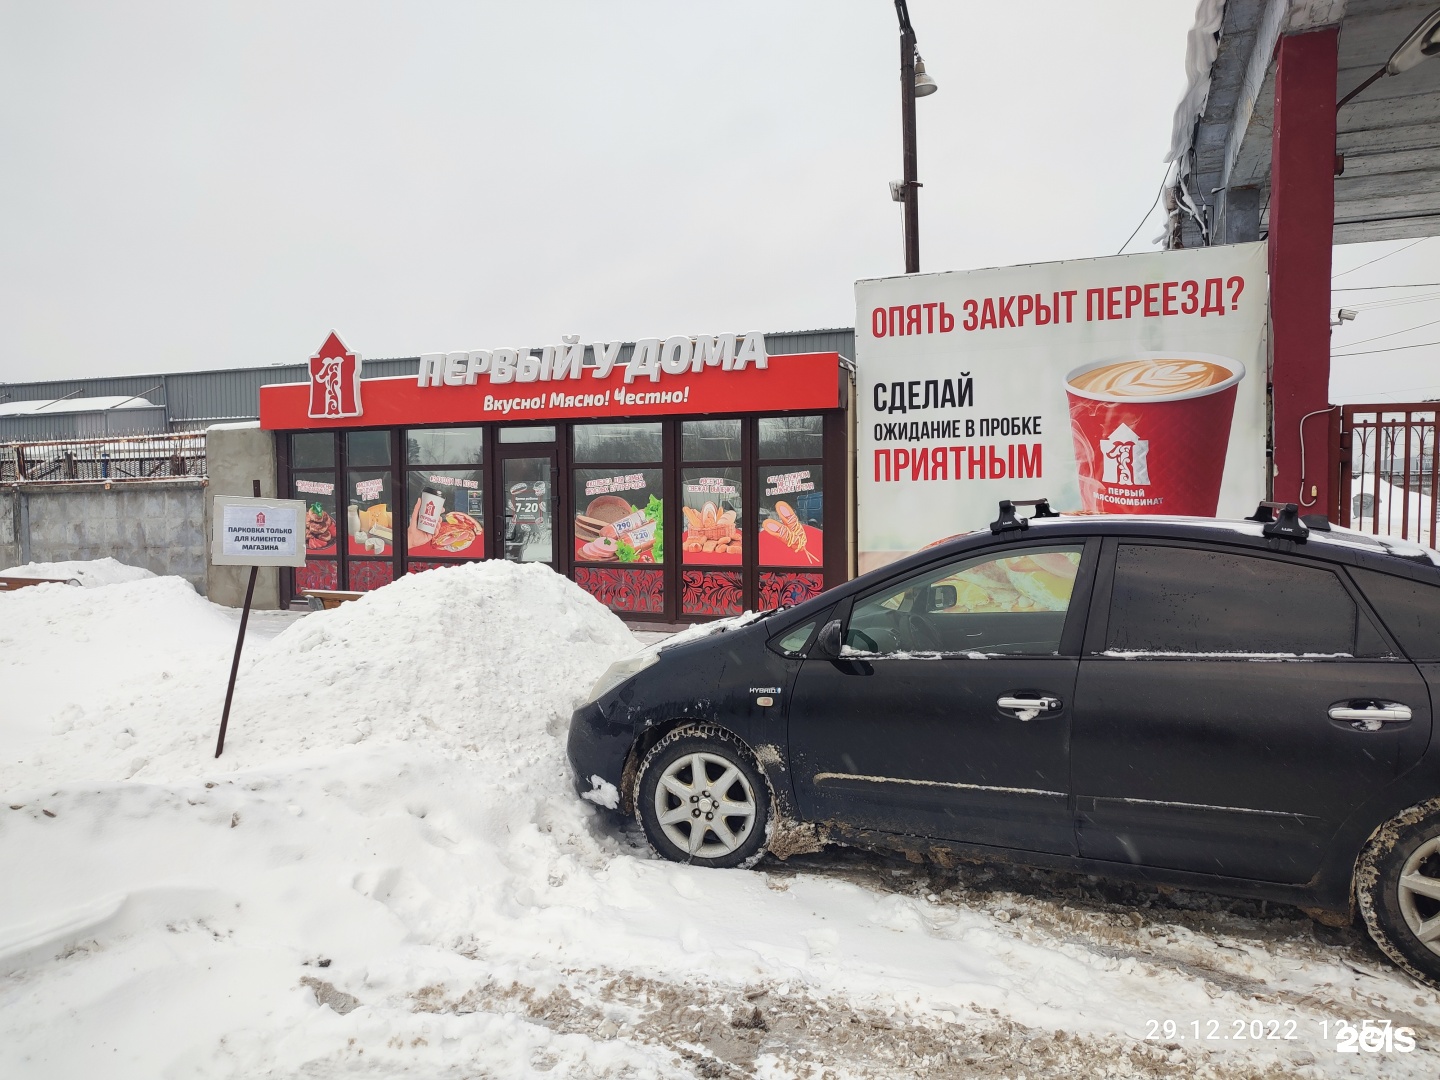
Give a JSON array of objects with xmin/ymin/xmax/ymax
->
[{"xmin": 211, "ymin": 486, "xmax": 308, "ymax": 756}]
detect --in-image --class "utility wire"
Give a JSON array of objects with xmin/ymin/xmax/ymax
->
[
  {"xmin": 1332, "ymin": 315, "xmax": 1440, "ymax": 349},
  {"xmin": 1332, "ymin": 338, "xmax": 1440, "ymax": 357},
  {"xmin": 1332, "ymin": 238, "xmax": 1428, "ymax": 280},
  {"xmin": 1349, "ymin": 381, "xmax": 1440, "ymax": 398},
  {"xmin": 1118, "ymin": 168, "xmax": 1171, "ymax": 255},
  {"xmin": 1334, "ymin": 282, "xmax": 1440, "ymax": 291},
  {"xmin": 1346, "ymin": 291, "xmax": 1440, "ymax": 311}
]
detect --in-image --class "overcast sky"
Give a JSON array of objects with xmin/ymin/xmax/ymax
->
[{"xmin": 2, "ymin": 1, "xmax": 1436, "ymax": 401}]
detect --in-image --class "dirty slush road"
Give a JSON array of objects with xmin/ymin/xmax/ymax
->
[{"xmin": 385, "ymin": 838, "xmax": 1440, "ymax": 1080}]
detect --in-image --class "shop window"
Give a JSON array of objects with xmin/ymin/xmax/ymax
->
[
  {"xmin": 404, "ymin": 470, "xmax": 485, "ymax": 560},
  {"xmin": 573, "ymin": 467, "xmax": 663, "ymax": 565},
  {"xmin": 402, "ymin": 426, "xmax": 485, "ymax": 562},
  {"xmin": 289, "ymin": 432, "xmax": 340, "ymax": 600},
  {"xmin": 757, "ymin": 464, "xmax": 823, "ymax": 567},
  {"xmin": 291, "ymin": 474, "xmax": 339, "ymax": 559},
  {"xmin": 574, "ymin": 422, "xmax": 662, "ymax": 463},
  {"xmin": 682, "ymin": 419, "xmax": 741, "ymax": 462},
  {"xmin": 499, "ymin": 426, "xmax": 556, "ymax": 444},
  {"xmin": 758, "ymin": 415, "xmax": 823, "ymax": 459},
  {"xmin": 681, "ymin": 468, "xmax": 743, "ymax": 564},
  {"xmin": 347, "ymin": 430, "xmax": 391, "ymax": 467},
  {"xmin": 760, "ymin": 571, "xmax": 825, "ymax": 610},
  {"xmin": 346, "ymin": 469, "xmax": 395, "ymax": 558},
  {"xmin": 291, "ymin": 432, "xmax": 336, "ymax": 469},
  {"xmin": 575, "ymin": 566, "xmax": 664, "ymax": 614},
  {"xmin": 406, "ymin": 427, "xmax": 484, "ymax": 466},
  {"xmin": 348, "ymin": 560, "xmax": 395, "ymax": 593},
  {"xmin": 683, "ymin": 570, "xmax": 744, "ymax": 617},
  {"xmin": 295, "ymin": 560, "xmax": 339, "ymax": 593}
]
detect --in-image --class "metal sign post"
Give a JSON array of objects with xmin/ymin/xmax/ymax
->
[{"xmin": 210, "ymin": 483, "xmax": 308, "ymax": 756}]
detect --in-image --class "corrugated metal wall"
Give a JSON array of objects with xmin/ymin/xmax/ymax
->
[
  {"xmin": 0, "ymin": 328, "xmax": 854, "ymax": 439},
  {"xmin": 0, "ymin": 406, "xmax": 169, "ymax": 443}
]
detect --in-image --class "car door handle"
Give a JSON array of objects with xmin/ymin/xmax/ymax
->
[
  {"xmin": 997, "ymin": 695, "xmax": 1062, "ymax": 721},
  {"xmin": 1329, "ymin": 701, "xmax": 1412, "ymax": 730}
]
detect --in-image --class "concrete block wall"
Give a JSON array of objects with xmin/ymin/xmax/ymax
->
[
  {"xmin": 2, "ymin": 481, "xmax": 208, "ymax": 589},
  {"xmin": 0, "ymin": 492, "xmax": 18, "ymax": 570}
]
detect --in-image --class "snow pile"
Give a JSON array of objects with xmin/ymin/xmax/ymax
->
[
  {"xmin": 0, "ymin": 573, "xmax": 240, "ymax": 786},
  {"xmin": 194, "ymin": 558, "xmax": 637, "ymax": 773},
  {"xmin": 0, "ymin": 556, "xmax": 156, "ymax": 587}
]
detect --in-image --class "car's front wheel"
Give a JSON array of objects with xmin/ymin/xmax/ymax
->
[
  {"xmin": 1358, "ymin": 798, "xmax": 1440, "ymax": 987},
  {"xmin": 635, "ymin": 725, "xmax": 770, "ymax": 869}
]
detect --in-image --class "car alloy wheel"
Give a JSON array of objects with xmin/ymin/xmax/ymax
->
[
  {"xmin": 1358, "ymin": 797, "xmax": 1440, "ymax": 988},
  {"xmin": 1397, "ymin": 837, "xmax": 1440, "ymax": 955},
  {"xmin": 635, "ymin": 725, "xmax": 771, "ymax": 869}
]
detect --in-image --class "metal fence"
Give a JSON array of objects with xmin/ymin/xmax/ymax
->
[
  {"xmin": 1336, "ymin": 405, "xmax": 1438, "ymax": 549},
  {"xmin": 0, "ymin": 431, "xmax": 207, "ymax": 484}
]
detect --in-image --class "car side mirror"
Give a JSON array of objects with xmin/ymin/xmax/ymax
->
[
  {"xmin": 928, "ymin": 584, "xmax": 957, "ymax": 612},
  {"xmin": 815, "ymin": 619, "xmax": 844, "ymax": 658}
]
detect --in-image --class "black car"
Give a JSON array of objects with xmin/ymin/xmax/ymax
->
[{"xmin": 568, "ymin": 501, "xmax": 1440, "ymax": 986}]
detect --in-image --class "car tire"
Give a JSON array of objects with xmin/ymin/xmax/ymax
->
[
  {"xmin": 1357, "ymin": 797, "xmax": 1440, "ymax": 988},
  {"xmin": 635, "ymin": 725, "xmax": 771, "ymax": 869}
]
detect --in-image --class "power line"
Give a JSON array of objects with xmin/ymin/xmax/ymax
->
[
  {"xmin": 1333, "ymin": 315, "xmax": 1440, "ymax": 349},
  {"xmin": 1332, "ymin": 238, "xmax": 1428, "ymax": 280},
  {"xmin": 1332, "ymin": 338, "xmax": 1440, "ymax": 357},
  {"xmin": 1334, "ymin": 282, "xmax": 1440, "ymax": 291},
  {"xmin": 1350, "ymin": 381, "xmax": 1440, "ymax": 398},
  {"xmin": 1117, "ymin": 168, "xmax": 1171, "ymax": 255}
]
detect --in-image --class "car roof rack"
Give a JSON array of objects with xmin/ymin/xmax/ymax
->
[
  {"xmin": 990, "ymin": 498, "xmax": 1058, "ymax": 534},
  {"xmin": 1247, "ymin": 501, "xmax": 1309, "ymax": 542}
]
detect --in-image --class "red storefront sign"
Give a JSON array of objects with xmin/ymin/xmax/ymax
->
[{"xmin": 261, "ymin": 337, "xmax": 842, "ymax": 430}]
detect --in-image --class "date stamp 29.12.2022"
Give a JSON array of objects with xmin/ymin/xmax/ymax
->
[{"xmin": 1144, "ymin": 1018, "xmax": 1417, "ymax": 1054}]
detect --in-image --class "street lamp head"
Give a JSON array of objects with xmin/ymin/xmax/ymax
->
[
  {"xmin": 913, "ymin": 55, "xmax": 939, "ymax": 97},
  {"xmin": 1387, "ymin": 5, "xmax": 1440, "ymax": 74}
]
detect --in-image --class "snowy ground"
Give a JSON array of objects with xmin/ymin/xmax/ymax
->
[{"xmin": 2, "ymin": 562, "xmax": 1439, "ymax": 1078}]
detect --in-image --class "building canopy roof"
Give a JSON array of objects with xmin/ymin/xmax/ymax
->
[
  {"xmin": 1167, "ymin": 0, "xmax": 1440, "ymax": 247},
  {"xmin": 0, "ymin": 395, "xmax": 157, "ymax": 418}
]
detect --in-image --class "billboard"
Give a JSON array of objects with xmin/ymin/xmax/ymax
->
[{"xmin": 856, "ymin": 243, "xmax": 1268, "ymax": 571}]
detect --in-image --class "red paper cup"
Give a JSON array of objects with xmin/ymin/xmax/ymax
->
[{"xmin": 1065, "ymin": 353, "xmax": 1245, "ymax": 517}]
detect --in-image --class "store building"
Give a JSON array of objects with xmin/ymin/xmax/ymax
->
[{"xmin": 258, "ymin": 331, "xmax": 855, "ymax": 622}]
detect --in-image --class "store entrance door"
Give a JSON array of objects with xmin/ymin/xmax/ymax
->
[{"xmin": 499, "ymin": 452, "xmax": 558, "ymax": 566}]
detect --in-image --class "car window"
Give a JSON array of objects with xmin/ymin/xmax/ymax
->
[
  {"xmin": 772, "ymin": 619, "xmax": 818, "ymax": 656},
  {"xmin": 1106, "ymin": 545, "xmax": 1387, "ymax": 657},
  {"xmin": 845, "ymin": 546, "xmax": 1083, "ymax": 656},
  {"xmin": 1350, "ymin": 567, "xmax": 1440, "ymax": 660}
]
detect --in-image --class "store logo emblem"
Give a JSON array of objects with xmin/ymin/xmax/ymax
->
[
  {"xmin": 1100, "ymin": 423, "xmax": 1149, "ymax": 485},
  {"xmin": 308, "ymin": 332, "xmax": 363, "ymax": 419},
  {"xmin": 256, "ymin": 512, "xmax": 266, "ymax": 525}
]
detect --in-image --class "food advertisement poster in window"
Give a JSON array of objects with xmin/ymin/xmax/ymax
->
[
  {"xmin": 293, "ymin": 476, "xmax": 337, "ymax": 556},
  {"xmin": 404, "ymin": 471, "xmax": 484, "ymax": 559},
  {"xmin": 682, "ymin": 469, "xmax": 742, "ymax": 564},
  {"xmin": 347, "ymin": 471, "xmax": 393, "ymax": 556},
  {"xmin": 856, "ymin": 243, "xmax": 1268, "ymax": 571},
  {"xmin": 758, "ymin": 466, "xmax": 822, "ymax": 567},
  {"xmin": 574, "ymin": 469, "xmax": 663, "ymax": 564}
]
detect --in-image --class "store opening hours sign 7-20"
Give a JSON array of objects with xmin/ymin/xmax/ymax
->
[{"xmin": 212, "ymin": 496, "xmax": 309, "ymax": 567}]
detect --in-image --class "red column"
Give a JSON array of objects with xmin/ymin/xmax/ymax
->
[{"xmin": 1268, "ymin": 28, "xmax": 1337, "ymax": 512}]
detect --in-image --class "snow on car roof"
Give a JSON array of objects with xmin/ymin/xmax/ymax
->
[{"xmin": 1020, "ymin": 514, "xmax": 1440, "ymax": 568}]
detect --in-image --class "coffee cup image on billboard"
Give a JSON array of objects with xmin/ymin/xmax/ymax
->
[{"xmin": 1064, "ymin": 353, "xmax": 1245, "ymax": 517}]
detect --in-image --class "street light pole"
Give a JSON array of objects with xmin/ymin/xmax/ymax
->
[
  {"xmin": 898, "ymin": 0, "xmax": 920, "ymax": 273},
  {"xmin": 894, "ymin": 1, "xmax": 936, "ymax": 272}
]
